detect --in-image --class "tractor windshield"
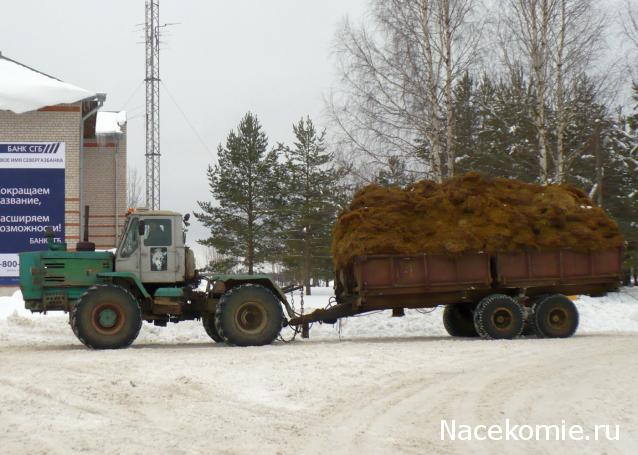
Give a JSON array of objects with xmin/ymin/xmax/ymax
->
[
  {"xmin": 116, "ymin": 217, "xmax": 132, "ymax": 250},
  {"xmin": 116, "ymin": 217, "xmax": 140, "ymax": 258}
]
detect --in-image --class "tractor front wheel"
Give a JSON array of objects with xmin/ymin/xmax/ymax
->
[
  {"xmin": 214, "ymin": 284, "xmax": 283, "ymax": 346},
  {"xmin": 70, "ymin": 284, "xmax": 142, "ymax": 349}
]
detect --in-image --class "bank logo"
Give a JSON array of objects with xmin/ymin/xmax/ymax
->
[{"xmin": 0, "ymin": 143, "xmax": 63, "ymax": 154}]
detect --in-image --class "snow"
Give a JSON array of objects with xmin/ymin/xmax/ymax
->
[
  {"xmin": 0, "ymin": 56, "xmax": 95, "ymax": 114},
  {"xmin": 95, "ymin": 111, "xmax": 126, "ymax": 135},
  {"xmin": 1, "ymin": 287, "xmax": 637, "ymax": 454}
]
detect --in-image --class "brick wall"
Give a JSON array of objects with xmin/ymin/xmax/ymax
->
[
  {"xmin": 0, "ymin": 104, "xmax": 82, "ymax": 244},
  {"xmin": 82, "ymin": 127, "xmax": 127, "ymax": 249}
]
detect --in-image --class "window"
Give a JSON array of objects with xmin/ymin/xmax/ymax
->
[
  {"xmin": 119, "ymin": 218, "xmax": 139, "ymax": 258},
  {"xmin": 143, "ymin": 219, "xmax": 172, "ymax": 247}
]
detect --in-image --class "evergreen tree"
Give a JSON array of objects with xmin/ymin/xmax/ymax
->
[
  {"xmin": 280, "ymin": 117, "xmax": 342, "ymax": 294},
  {"xmin": 375, "ymin": 156, "xmax": 413, "ymax": 187},
  {"xmin": 451, "ymin": 72, "xmax": 479, "ymax": 169},
  {"xmin": 456, "ymin": 70, "xmax": 539, "ymax": 181},
  {"xmin": 629, "ymin": 82, "xmax": 638, "ymax": 135},
  {"xmin": 195, "ymin": 113, "xmax": 281, "ymax": 274}
]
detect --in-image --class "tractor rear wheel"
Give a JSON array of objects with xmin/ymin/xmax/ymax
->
[
  {"xmin": 443, "ymin": 304, "xmax": 478, "ymax": 337},
  {"xmin": 70, "ymin": 284, "xmax": 142, "ymax": 349},
  {"xmin": 202, "ymin": 314, "xmax": 224, "ymax": 342},
  {"xmin": 531, "ymin": 294, "xmax": 579, "ymax": 338},
  {"xmin": 473, "ymin": 294, "xmax": 524, "ymax": 340},
  {"xmin": 214, "ymin": 284, "xmax": 283, "ymax": 346}
]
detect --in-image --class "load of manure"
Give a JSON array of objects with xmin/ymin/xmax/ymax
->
[{"xmin": 332, "ymin": 173, "xmax": 624, "ymax": 269}]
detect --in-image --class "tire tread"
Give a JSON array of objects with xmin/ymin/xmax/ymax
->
[
  {"xmin": 70, "ymin": 284, "xmax": 142, "ymax": 349},
  {"xmin": 473, "ymin": 294, "xmax": 524, "ymax": 340}
]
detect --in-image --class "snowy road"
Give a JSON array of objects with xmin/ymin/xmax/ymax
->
[{"xmin": 1, "ymin": 288, "xmax": 637, "ymax": 454}]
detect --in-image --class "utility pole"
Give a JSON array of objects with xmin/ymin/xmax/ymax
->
[{"xmin": 145, "ymin": 0, "xmax": 161, "ymax": 210}]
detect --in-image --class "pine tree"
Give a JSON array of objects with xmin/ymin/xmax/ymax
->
[
  {"xmin": 451, "ymin": 72, "xmax": 479, "ymax": 169},
  {"xmin": 456, "ymin": 70, "xmax": 539, "ymax": 181},
  {"xmin": 280, "ymin": 117, "xmax": 341, "ymax": 294},
  {"xmin": 195, "ymin": 113, "xmax": 281, "ymax": 274},
  {"xmin": 375, "ymin": 156, "xmax": 413, "ymax": 187},
  {"xmin": 629, "ymin": 82, "xmax": 638, "ymax": 135}
]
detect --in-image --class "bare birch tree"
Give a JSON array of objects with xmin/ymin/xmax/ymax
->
[
  {"xmin": 553, "ymin": 0, "xmax": 605, "ymax": 182},
  {"xmin": 329, "ymin": 0, "xmax": 481, "ymax": 183},
  {"xmin": 501, "ymin": 0, "xmax": 604, "ymax": 183},
  {"xmin": 501, "ymin": 0, "xmax": 558, "ymax": 183},
  {"xmin": 127, "ymin": 167, "xmax": 144, "ymax": 208},
  {"xmin": 623, "ymin": 0, "xmax": 638, "ymax": 82},
  {"xmin": 623, "ymin": 0, "xmax": 638, "ymax": 51}
]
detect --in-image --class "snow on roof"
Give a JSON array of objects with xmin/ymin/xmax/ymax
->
[
  {"xmin": 95, "ymin": 111, "xmax": 127, "ymax": 135},
  {"xmin": 0, "ymin": 54, "xmax": 96, "ymax": 114}
]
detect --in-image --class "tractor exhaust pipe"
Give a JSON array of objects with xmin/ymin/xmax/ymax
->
[
  {"xmin": 83, "ymin": 205, "xmax": 90, "ymax": 242},
  {"xmin": 76, "ymin": 205, "xmax": 96, "ymax": 252}
]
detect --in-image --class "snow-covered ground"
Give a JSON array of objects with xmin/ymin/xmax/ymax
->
[{"xmin": 1, "ymin": 287, "xmax": 637, "ymax": 454}]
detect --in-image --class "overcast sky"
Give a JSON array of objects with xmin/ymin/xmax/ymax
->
[
  {"xmin": 0, "ymin": 0, "xmax": 633, "ymax": 261},
  {"xmin": 0, "ymin": 0, "xmax": 367, "ymax": 254}
]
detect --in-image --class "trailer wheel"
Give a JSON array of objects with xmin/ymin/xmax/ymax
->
[
  {"xmin": 473, "ymin": 294, "xmax": 524, "ymax": 340},
  {"xmin": 202, "ymin": 314, "xmax": 224, "ymax": 342},
  {"xmin": 521, "ymin": 320, "xmax": 535, "ymax": 337},
  {"xmin": 443, "ymin": 304, "xmax": 478, "ymax": 337},
  {"xmin": 214, "ymin": 284, "xmax": 283, "ymax": 346},
  {"xmin": 531, "ymin": 294, "xmax": 579, "ymax": 338},
  {"xmin": 70, "ymin": 284, "xmax": 142, "ymax": 349}
]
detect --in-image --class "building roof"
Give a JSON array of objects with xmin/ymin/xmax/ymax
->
[
  {"xmin": 0, "ymin": 52, "xmax": 97, "ymax": 114},
  {"xmin": 96, "ymin": 111, "xmax": 127, "ymax": 136}
]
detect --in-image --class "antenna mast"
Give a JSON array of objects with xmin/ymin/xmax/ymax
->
[{"xmin": 145, "ymin": 0, "xmax": 161, "ymax": 210}]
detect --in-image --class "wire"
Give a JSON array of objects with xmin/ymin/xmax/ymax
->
[
  {"xmin": 160, "ymin": 79, "xmax": 216, "ymax": 161},
  {"xmin": 415, "ymin": 307, "xmax": 438, "ymax": 314},
  {"xmin": 122, "ymin": 80, "xmax": 145, "ymax": 110}
]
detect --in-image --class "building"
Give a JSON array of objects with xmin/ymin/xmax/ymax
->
[{"xmin": 0, "ymin": 52, "xmax": 127, "ymax": 284}]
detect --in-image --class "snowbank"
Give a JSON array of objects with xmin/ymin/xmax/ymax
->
[
  {"xmin": 300, "ymin": 287, "xmax": 638, "ymax": 339},
  {"xmin": 0, "ymin": 56, "xmax": 96, "ymax": 114},
  {"xmin": 0, "ymin": 290, "xmax": 31, "ymax": 319},
  {"xmin": 2, "ymin": 287, "xmax": 637, "ymax": 344}
]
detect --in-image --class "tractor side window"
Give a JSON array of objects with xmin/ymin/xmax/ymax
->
[
  {"xmin": 119, "ymin": 218, "xmax": 139, "ymax": 258},
  {"xmin": 143, "ymin": 219, "xmax": 172, "ymax": 247}
]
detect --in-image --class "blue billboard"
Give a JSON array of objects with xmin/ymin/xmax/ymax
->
[{"xmin": 0, "ymin": 142, "xmax": 65, "ymax": 285}]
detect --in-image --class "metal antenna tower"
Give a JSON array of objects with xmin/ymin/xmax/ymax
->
[{"xmin": 145, "ymin": 0, "xmax": 161, "ymax": 210}]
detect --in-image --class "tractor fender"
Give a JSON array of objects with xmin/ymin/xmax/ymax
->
[
  {"xmin": 209, "ymin": 274, "xmax": 294, "ymax": 318},
  {"xmin": 97, "ymin": 272, "xmax": 151, "ymax": 299}
]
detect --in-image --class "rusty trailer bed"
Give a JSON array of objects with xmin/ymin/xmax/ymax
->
[{"xmin": 340, "ymin": 248, "xmax": 622, "ymax": 312}]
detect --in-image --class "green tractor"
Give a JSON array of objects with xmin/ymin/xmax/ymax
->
[{"xmin": 19, "ymin": 209, "xmax": 297, "ymax": 349}]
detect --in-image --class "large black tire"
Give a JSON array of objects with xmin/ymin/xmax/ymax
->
[
  {"xmin": 214, "ymin": 284, "xmax": 283, "ymax": 346},
  {"xmin": 70, "ymin": 284, "xmax": 142, "ymax": 349},
  {"xmin": 531, "ymin": 294, "xmax": 579, "ymax": 338},
  {"xmin": 521, "ymin": 295, "xmax": 548, "ymax": 337},
  {"xmin": 521, "ymin": 320, "xmax": 535, "ymax": 337},
  {"xmin": 473, "ymin": 294, "xmax": 524, "ymax": 340},
  {"xmin": 443, "ymin": 304, "xmax": 479, "ymax": 337},
  {"xmin": 202, "ymin": 315, "xmax": 224, "ymax": 342}
]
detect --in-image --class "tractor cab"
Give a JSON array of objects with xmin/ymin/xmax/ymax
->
[{"xmin": 116, "ymin": 209, "xmax": 197, "ymax": 285}]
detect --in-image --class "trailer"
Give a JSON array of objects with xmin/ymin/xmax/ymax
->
[{"xmin": 289, "ymin": 248, "xmax": 623, "ymax": 339}]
